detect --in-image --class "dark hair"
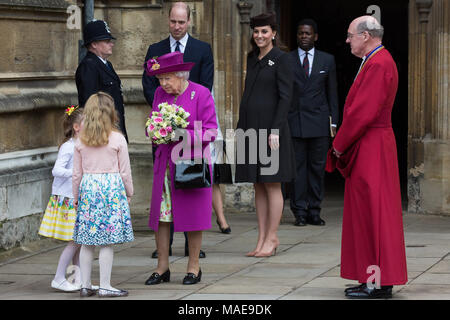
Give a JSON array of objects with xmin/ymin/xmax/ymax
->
[
  {"xmin": 250, "ymin": 20, "xmax": 279, "ymax": 53},
  {"xmin": 60, "ymin": 107, "xmax": 83, "ymax": 148},
  {"xmin": 297, "ymin": 18, "xmax": 318, "ymax": 34}
]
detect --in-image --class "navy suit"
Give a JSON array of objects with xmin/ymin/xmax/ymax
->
[
  {"xmin": 288, "ymin": 48, "xmax": 339, "ymax": 219},
  {"xmin": 142, "ymin": 34, "xmax": 214, "ymax": 253},
  {"xmin": 142, "ymin": 35, "xmax": 214, "ymax": 106}
]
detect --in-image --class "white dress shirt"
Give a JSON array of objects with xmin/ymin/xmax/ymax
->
[
  {"xmin": 97, "ymin": 55, "xmax": 108, "ymax": 66},
  {"xmin": 170, "ymin": 33, "xmax": 189, "ymax": 53},
  {"xmin": 51, "ymin": 138, "xmax": 75, "ymax": 198},
  {"xmin": 298, "ymin": 47, "xmax": 315, "ymax": 76}
]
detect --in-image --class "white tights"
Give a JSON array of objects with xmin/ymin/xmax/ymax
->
[
  {"xmin": 54, "ymin": 241, "xmax": 81, "ymax": 284},
  {"xmin": 80, "ymin": 245, "xmax": 117, "ymax": 291}
]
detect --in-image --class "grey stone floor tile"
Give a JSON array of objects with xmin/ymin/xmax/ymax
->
[
  {"xmin": 281, "ymin": 287, "xmax": 345, "ymax": 300},
  {"xmin": 184, "ymin": 293, "xmax": 281, "ymax": 300},
  {"xmin": 406, "ymin": 257, "xmax": 442, "ymax": 272},
  {"xmin": 410, "ymin": 273, "xmax": 450, "ymax": 285},
  {"xmin": 395, "ymin": 284, "xmax": 450, "ymax": 300}
]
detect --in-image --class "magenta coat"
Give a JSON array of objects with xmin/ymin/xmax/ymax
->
[{"xmin": 148, "ymin": 81, "xmax": 217, "ymax": 232}]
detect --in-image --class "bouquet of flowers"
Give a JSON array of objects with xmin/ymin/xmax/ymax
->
[{"xmin": 145, "ymin": 102, "xmax": 190, "ymax": 144}]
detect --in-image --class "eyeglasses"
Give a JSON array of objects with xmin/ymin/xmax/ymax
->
[{"xmin": 346, "ymin": 32, "xmax": 364, "ymax": 39}]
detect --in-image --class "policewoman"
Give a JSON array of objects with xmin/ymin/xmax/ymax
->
[{"xmin": 75, "ymin": 20, "xmax": 128, "ymax": 142}]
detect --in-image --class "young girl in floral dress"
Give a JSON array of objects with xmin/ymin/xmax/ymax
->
[
  {"xmin": 72, "ymin": 92, "xmax": 134, "ymax": 298},
  {"xmin": 38, "ymin": 106, "xmax": 84, "ymax": 292}
]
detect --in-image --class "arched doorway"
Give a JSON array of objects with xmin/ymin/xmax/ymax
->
[{"xmin": 276, "ymin": 0, "xmax": 409, "ymax": 202}]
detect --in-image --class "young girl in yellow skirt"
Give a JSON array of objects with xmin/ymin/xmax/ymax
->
[{"xmin": 38, "ymin": 106, "xmax": 84, "ymax": 292}]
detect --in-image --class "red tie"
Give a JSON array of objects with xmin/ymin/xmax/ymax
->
[{"xmin": 303, "ymin": 51, "xmax": 309, "ymax": 76}]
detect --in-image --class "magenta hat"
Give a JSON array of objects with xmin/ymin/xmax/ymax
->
[{"xmin": 144, "ymin": 52, "xmax": 195, "ymax": 76}]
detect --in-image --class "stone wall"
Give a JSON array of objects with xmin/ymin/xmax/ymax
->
[{"xmin": 408, "ymin": 0, "xmax": 450, "ymax": 216}]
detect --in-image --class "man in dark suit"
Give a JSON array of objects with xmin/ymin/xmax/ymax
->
[
  {"xmin": 76, "ymin": 20, "xmax": 128, "ymax": 142},
  {"xmin": 288, "ymin": 19, "xmax": 339, "ymax": 227},
  {"xmin": 142, "ymin": 2, "xmax": 213, "ymax": 259}
]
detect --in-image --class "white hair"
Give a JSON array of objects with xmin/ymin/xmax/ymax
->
[
  {"xmin": 357, "ymin": 16, "xmax": 384, "ymax": 39},
  {"xmin": 175, "ymin": 71, "xmax": 190, "ymax": 80}
]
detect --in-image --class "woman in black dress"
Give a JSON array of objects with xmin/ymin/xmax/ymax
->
[{"xmin": 235, "ymin": 13, "xmax": 295, "ymax": 257}]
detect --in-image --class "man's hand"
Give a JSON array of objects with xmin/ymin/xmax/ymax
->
[
  {"xmin": 331, "ymin": 126, "xmax": 337, "ymax": 138},
  {"xmin": 333, "ymin": 148, "xmax": 342, "ymax": 158},
  {"xmin": 268, "ymin": 134, "xmax": 280, "ymax": 150}
]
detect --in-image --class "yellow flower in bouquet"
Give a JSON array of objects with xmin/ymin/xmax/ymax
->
[{"xmin": 146, "ymin": 102, "xmax": 190, "ymax": 144}]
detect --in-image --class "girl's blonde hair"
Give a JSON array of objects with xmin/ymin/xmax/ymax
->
[{"xmin": 80, "ymin": 92, "xmax": 119, "ymax": 147}]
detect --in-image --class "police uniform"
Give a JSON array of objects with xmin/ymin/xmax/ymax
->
[{"xmin": 75, "ymin": 20, "xmax": 128, "ymax": 142}]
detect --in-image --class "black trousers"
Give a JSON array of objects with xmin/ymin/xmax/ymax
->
[{"xmin": 290, "ymin": 136, "xmax": 330, "ymax": 218}]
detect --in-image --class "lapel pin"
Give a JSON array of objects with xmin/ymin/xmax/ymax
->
[
  {"xmin": 268, "ymin": 60, "xmax": 275, "ymax": 66},
  {"xmin": 191, "ymin": 91, "xmax": 196, "ymax": 100}
]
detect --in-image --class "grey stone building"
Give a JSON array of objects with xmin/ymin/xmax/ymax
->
[{"xmin": 0, "ymin": 0, "xmax": 449, "ymax": 250}]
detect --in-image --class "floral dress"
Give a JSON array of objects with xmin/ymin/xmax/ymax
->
[{"xmin": 72, "ymin": 173, "xmax": 134, "ymax": 245}]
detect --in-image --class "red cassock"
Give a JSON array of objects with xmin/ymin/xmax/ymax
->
[{"xmin": 328, "ymin": 48, "xmax": 408, "ymax": 286}]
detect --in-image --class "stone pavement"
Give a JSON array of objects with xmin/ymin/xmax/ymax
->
[{"xmin": 0, "ymin": 193, "xmax": 449, "ymax": 300}]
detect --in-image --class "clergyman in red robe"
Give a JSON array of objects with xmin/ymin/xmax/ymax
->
[{"xmin": 327, "ymin": 15, "xmax": 408, "ymax": 299}]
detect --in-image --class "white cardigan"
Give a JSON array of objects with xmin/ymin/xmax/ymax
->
[{"xmin": 51, "ymin": 138, "xmax": 74, "ymax": 199}]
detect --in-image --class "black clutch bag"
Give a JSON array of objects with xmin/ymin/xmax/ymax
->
[{"xmin": 174, "ymin": 159, "xmax": 211, "ymax": 189}]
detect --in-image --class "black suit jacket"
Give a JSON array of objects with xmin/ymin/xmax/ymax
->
[
  {"xmin": 288, "ymin": 49, "xmax": 339, "ymax": 138},
  {"xmin": 142, "ymin": 35, "xmax": 214, "ymax": 106},
  {"xmin": 75, "ymin": 51, "xmax": 128, "ymax": 141}
]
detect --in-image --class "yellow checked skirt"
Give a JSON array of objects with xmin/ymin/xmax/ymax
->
[{"xmin": 38, "ymin": 195, "xmax": 76, "ymax": 241}]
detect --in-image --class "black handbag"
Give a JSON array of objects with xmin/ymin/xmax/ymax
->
[
  {"xmin": 213, "ymin": 141, "xmax": 233, "ymax": 184},
  {"xmin": 174, "ymin": 158, "xmax": 211, "ymax": 189}
]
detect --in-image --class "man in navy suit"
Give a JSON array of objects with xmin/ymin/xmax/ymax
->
[
  {"xmin": 142, "ymin": 2, "xmax": 213, "ymax": 259},
  {"xmin": 288, "ymin": 19, "xmax": 339, "ymax": 227}
]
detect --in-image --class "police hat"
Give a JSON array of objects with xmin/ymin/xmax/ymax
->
[{"xmin": 83, "ymin": 20, "xmax": 116, "ymax": 47}]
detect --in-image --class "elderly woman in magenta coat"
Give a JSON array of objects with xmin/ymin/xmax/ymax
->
[{"xmin": 144, "ymin": 52, "xmax": 217, "ymax": 285}]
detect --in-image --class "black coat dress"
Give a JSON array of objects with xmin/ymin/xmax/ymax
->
[
  {"xmin": 235, "ymin": 47, "xmax": 295, "ymax": 183},
  {"xmin": 75, "ymin": 51, "xmax": 128, "ymax": 142}
]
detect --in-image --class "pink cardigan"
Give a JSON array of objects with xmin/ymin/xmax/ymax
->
[{"xmin": 73, "ymin": 131, "xmax": 133, "ymax": 201}]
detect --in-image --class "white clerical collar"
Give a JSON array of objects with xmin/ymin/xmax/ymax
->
[
  {"xmin": 298, "ymin": 47, "xmax": 315, "ymax": 57},
  {"xmin": 170, "ymin": 33, "xmax": 189, "ymax": 52}
]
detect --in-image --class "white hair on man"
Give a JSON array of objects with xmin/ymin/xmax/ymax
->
[
  {"xmin": 357, "ymin": 15, "xmax": 384, "ymax": 39},
  {"xmin": 175, "ymin": 71, "xmax": 190, "ymax": 80}
]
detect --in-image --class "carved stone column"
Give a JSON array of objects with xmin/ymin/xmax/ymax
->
[
  {"xmin": 407, "ymin": 0, "xmax": 432, "ymax": 213},
  {"xmin": 408, "ymin": 0, "xmax": 450, "ymax": 215},
  {"xmin": 237, "ymin": 1, "xmax": 253, "ymax": 94}
]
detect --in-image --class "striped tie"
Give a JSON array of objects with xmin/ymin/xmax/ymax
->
[{"xmin": 303, "ymin": 51, "xmax": 309, "ymax": 77}]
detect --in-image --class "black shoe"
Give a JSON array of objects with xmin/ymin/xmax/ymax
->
[
  {"xmin": 151, "ymin": 248, "xmax": 172, "ymax": 259},
  {"xmin": 185, "ymin": 248, "xmax": 206, "ymax": 258},
  {"xmin": 307, "ymin": 215, "xmax": 326, "ymax": 226},
  {"xmin": 294, "ymin": 216, "xmax": 307, "ymax": 226},
  {"xmin": 217, "ymin": 220, "xmax": 231, "ymax": 234},
  {"xmin": 183, "ymin": 269, "xmax": 202, "ymax": 285},
  {"xmin": 346, "ymin": 284, "xmax": 393, "ymax": 299},
  {"xmin": 344, "ymin": 283, "xmax": 366, "ymax": 294},
  {"xmin": 145, "ymin": 269, "xmax": 170, "ymax": 285}
]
